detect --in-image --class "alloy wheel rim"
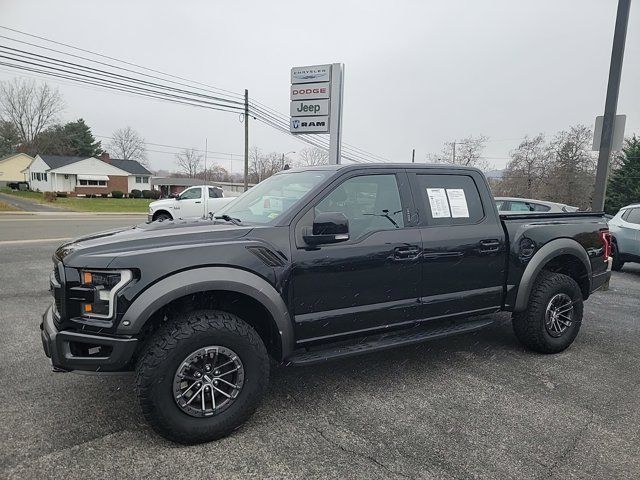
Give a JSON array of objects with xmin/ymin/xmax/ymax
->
[
  {"xmin": 544, "ymin": 293, "xmax": 574, "ymax": 338},
  {"xmin": 173, "ymin": 346, "xmax": 245, "ymax": 418}
]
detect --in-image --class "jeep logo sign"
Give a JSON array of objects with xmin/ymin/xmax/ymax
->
[
  {"xmin": 290, "ymin": 82, "xmax": 330, "ymax": 101},
  {"xmin": 289, "ymin": 115, "xmax": 329, "ymax": 133},
  {"xmin": 290, "ymin": 99, "xmax": 329, "ymax": 117}
]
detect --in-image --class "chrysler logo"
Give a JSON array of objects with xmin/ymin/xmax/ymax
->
[{"xmin": 292, "ymin": 72, "xmax": 326, "ymax": 81}]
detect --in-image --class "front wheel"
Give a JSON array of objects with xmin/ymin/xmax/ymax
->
[
  {"xmin": 512, "ymin": 271, "xmax": 583, "ymax": 354},
  {"xmin": 136, "ymin": 310, "xmax": 270, "ymax": 444},
  {"xmin": 154, "ymin": 212, "xmax": 172, "ymax": 222}
]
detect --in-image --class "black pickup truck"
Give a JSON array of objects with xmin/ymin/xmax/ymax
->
[{"xmin": 41, "ymin": 164, "xmax": 611, "ymax": 443}]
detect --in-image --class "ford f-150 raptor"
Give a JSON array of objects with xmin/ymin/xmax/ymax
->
[{"xmin": 41, "ymin": 164, "xmax": 612, "ymax": 444}]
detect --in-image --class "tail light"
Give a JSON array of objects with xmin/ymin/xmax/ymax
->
[{"xmin": 599, "ymin": 229, "xmax": 612, "ymax": 260}]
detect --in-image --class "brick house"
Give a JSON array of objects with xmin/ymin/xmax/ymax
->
[{"xmin": 25, "ymin": 153, "xmax": 151, "ymax": 195}]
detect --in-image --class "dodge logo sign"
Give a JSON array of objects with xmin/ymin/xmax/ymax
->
[{"xmin": 290, "ymin": 82, "xmax": 330, "ymax": 101}]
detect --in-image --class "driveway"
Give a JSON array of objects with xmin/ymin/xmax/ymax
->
[{"xmin": 0, "ymin": 192, "xmax": 62, "ymax": 212}]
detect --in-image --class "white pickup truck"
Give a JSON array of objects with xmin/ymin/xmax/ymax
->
[{"xmin": 147, "ymin": 185, "xmax": 235, "ymax": 222}]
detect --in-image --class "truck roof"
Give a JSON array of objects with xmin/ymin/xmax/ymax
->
[{"xmin": 283, "ymin": 163, "xmax": 483, "ymax": 174}]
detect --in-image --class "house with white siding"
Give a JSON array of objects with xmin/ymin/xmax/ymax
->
[{"xmin": 25, "ymin": 153, "xmax": 151, "ymax": 195}]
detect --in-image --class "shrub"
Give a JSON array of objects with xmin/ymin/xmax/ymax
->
[
  {"xmin": 111, "ymin": 190, "xmax": 124, "ymax": 198},
  {"xmin": 100, "ymin": 193, "xmax": 108, "ymax": 198},
  {"xmin": 142, "ymin": 189, "xmax": 154, "ymax": 199},
  {"xmin": 149, "ymin": 190, "xmax": 161, "ymax": 199},
  {"xmin": 130, "ymin": 189, "xmax": 142, "ymax": 198},
  {"xmin": 43, "ymin": 191, "xmax": 57, "ymax": 202},
  {"xmin": 55, "ymin": 192, "xmax": 68, "ymax": 198}
]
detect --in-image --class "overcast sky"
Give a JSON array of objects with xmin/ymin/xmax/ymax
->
[{"xmin": 0, "ymin": 0, "xmax": 638, "ymax": 173}]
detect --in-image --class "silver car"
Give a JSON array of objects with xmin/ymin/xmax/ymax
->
[
  {"xmin": 495, "ymin": 197, "xmax": 580, "ymax": 213},
  {"xmin": 608, "ymin": 204, "xmax": 640, "ymax": 271}
]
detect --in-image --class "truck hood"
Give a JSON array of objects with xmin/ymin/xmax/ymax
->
[
  {"xmin": 56, "ymin": 219, "xmax": 253, "ymax": 268},
  {"xmin": 149, "ymin": 198, "xmax": 174, "ymax": 209}
]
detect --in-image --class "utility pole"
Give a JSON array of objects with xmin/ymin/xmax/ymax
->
[
  {"xmin": 592, "ymin": 0, "xmax": 631, "ymax": 212},
  {"xmin": 244, "ymin": 89, "xmax": 249, "ymax": 191},
  {"xmin": 204, "ymin": 138, "xmax": 208, "ymax": 184},
  {"xmin": 452, "ymin": 141, "xmax": 456, "ymax": 163},
  {"xmin": 411, "ymin": 148, "xmax": 415, "ymax": 163}
]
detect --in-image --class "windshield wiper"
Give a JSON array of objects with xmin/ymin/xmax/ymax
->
[{"xmin": 214, "ymin": 214, "xmax": 242, "ymax": 225}]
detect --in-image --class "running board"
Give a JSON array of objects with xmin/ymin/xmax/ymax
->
[{"xmin": 286, "ymin": 318, "xmax": 495, "ymax": 366}]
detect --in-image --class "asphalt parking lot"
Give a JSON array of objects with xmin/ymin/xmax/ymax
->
[{"xmin": 1, "ymin": 213, "xmax": 639, "ymax": 479}]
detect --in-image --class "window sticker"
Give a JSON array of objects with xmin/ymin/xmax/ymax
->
[
  {"xmin": 426, "ymin": 188, "xmax": 451, "ymax": 218},
  {"xmin": 446, "ymin": 188, "xmax": 469, "ymax": 218}
]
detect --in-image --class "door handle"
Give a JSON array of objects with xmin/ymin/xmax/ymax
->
[
  {"xmin": 394, "ymin": 246, "xmax": 421, "ymax": 259},
  {"xmin": 479, "ymin": 239, "xmax": 501, "ymax": 253},
  {"xmin": 195, "ymin": 201, "xmax": 202, "ymax": 204}
]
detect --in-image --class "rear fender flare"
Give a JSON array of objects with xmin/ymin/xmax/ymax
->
[
  {"xmin": 118, "ymin": 267, "xmax": 294, "ymax": 359},
  {"xmin": 514, "ymin": 238, "xmax": 592, "ymax": 312}
]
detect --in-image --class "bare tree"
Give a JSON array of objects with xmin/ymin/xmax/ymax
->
[
  {"xmin": 108, "ymin": 126, "xmax": 148, "ymax": 166},
  {"xmin": 0, "ymin": 78, "xmax": 64, "ymax": 145},
  {"xmin": 201, "ymin": 164, "xmax": 231, "ymax": 182},
  {"xmin": 248, "ymin": 147, "xmax": 283, "ymax": 183},
  {"xmin": 427, "ymin": 135, "xmax": 489, "ymax": 170},
  {"xmin": 498, "ymin": 134, "xmax": 549, "ymax": 198},
  {"xmin": 541, "ymin": 125, "xmax": 596, "ymax": 209},
  {"xmin": 296, "ymin": 147, "xmax": 329, "ymax": 166},
  {"xmin": 175, "ymin": 148, "xmax": 203, "ymax": 178}
]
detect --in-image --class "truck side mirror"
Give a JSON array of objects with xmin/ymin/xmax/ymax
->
[{"xmin": 303, "ymin": 212, "xmax": 350, "ymax": 246}]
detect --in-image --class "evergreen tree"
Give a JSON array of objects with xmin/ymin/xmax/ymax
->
[
  {"xmin": 0, "ymin": 120, "xmax": 19, "ymax": 158},
  {"xmin": 30, "ymin": 118, "xmax": 102, "ymax": 157},
  {"xmin": 62, "ymin": 118, "xmax": 102, "ymax": 157},
  {"xmin": 605, "ymin": 135, "xmax": 640, "ymax": 214}
]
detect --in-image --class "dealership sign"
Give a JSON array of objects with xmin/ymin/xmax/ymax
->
[
  {"xmin": 290, "ymin": 99, "xmax": 329, "ymax": 116},
  {"xmin": 291, "ymin": 64, "xmax": 331, "ymax": 84},
  {"xmin": 290, "ymin": 63, "xmax": 344, "ymax": 163},
  {"xmin": 290, "ymin": 116, "xmax": 329, "ymax": 133},
  {"xmin": 290, "ymin": 83, "xmax": 330, "ymax": 101}
]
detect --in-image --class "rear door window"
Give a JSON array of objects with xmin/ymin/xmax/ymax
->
[
  {"xmin": 625, "ymin": 208, "xmax": 640, "ymax": 225},
  {"xmin": 414, "ymin": 174, "xmax": 484, "ymax": 225}
]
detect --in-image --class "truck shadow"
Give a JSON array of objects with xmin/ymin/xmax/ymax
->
[{"xmin": 53, "ymin": 314, "xmax": 523, "ymax": 447}]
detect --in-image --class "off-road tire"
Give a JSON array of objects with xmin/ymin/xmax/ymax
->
[
  {"xmin": 136, "ymin": 310, "xmax": 269, "ymax": 444},
  {"xmin": 512, "ymin": 271, "xmax": 583, "ymax": 354},
  {"xmin": 611, "ymin": 241, "xmax": 624, "ymax": 271}
]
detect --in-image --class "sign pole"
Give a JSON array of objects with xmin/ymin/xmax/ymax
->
[
  {"xmin": 591, "ymin": 0, "xmax": 630, "ymax": 212},
  {"xmin": 244, "ymin": 89, "xmax": 249, "ymax": 192},
  {"xmin": 328, "ymin": 63, "xmax": 344, "ymax": 164}
]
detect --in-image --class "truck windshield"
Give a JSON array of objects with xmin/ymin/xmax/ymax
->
[{"xmin": 215, "ymin": 170, "xmax": 332, "ymax": 224}]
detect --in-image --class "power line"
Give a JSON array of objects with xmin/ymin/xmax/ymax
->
[{"xmin": 0, "ymin": 26, "xmax": 390, "ymax": 164}]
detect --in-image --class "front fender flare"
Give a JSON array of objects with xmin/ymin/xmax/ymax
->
[
  {"xmin": 117, "ymin": 267, "xmax": 294, "ymax": 359},
  {"xmin": 514, "ymin": 238, "xmax": 592, "ymax": 312}
]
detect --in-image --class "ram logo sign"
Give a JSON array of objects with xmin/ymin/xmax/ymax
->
[{"xmin": 289, "ymin": 116, "xmax": 329, "ymax": 133}]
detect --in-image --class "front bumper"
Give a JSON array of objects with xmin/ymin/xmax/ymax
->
[
  {"xmin": 147, "ymin": 214, "xmax": 153, "ymax": 222},
  {"xmin": 40, "ymin": 305, "xmax": 138, "ymax": 373}
]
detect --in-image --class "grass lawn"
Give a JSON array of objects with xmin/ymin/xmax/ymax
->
[
  {"xmin": 0, "ymin": 188, "xmax": 153, "ymax": 213},
  {"xmin": 0, "ymin": 200, "xmax": 19, "ymax": 211}
]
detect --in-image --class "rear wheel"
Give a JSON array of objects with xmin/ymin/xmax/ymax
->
[
  {"xmin": 512, "ymin": 271, "xmax": 583, "ymax": 353},
  {"xmin": 136, "ymin": 310, "xmax": 269, "ymax": 444},
  {"xmin": 611, "ymin": 241, "xmax": 624, "ymax": 271}
]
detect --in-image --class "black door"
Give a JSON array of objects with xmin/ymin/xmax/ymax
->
[
  {"xmin": 408, "ymin": 170, "xmax": 506, "ymax": 320},
  {"xmin": 290, "ymin": 170, "xmax": 422, "ymax": 344}
]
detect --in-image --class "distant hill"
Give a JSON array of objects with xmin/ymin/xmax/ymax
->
[{"xmin": 484, "ymin": 169, "xmax": 504, "ymax": 179}]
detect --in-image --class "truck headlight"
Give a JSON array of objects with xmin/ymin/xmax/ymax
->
[{"xmin": 80, "ymin": 269, "xmax": 132, "ymax": 318}]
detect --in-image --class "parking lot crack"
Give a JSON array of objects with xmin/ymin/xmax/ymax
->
[
  {"xmin": 311, "ymin": 424, "xmax": 412, "ymax": 479},
  {"xmin": 545, "ymin": 412, "xmax": 597, "ymax": 479}
]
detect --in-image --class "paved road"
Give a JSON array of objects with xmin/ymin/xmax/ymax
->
[
  {"xmin": 1, "ymin": 218, "xmax": 639, "ymax": 479},
  {"xmin": 0, "ymin": 192, "xmax": 62, "ymax": 212},
  {"xmin": 0, "ymin": 213, "xmax": 147, "ymax": 242}
]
